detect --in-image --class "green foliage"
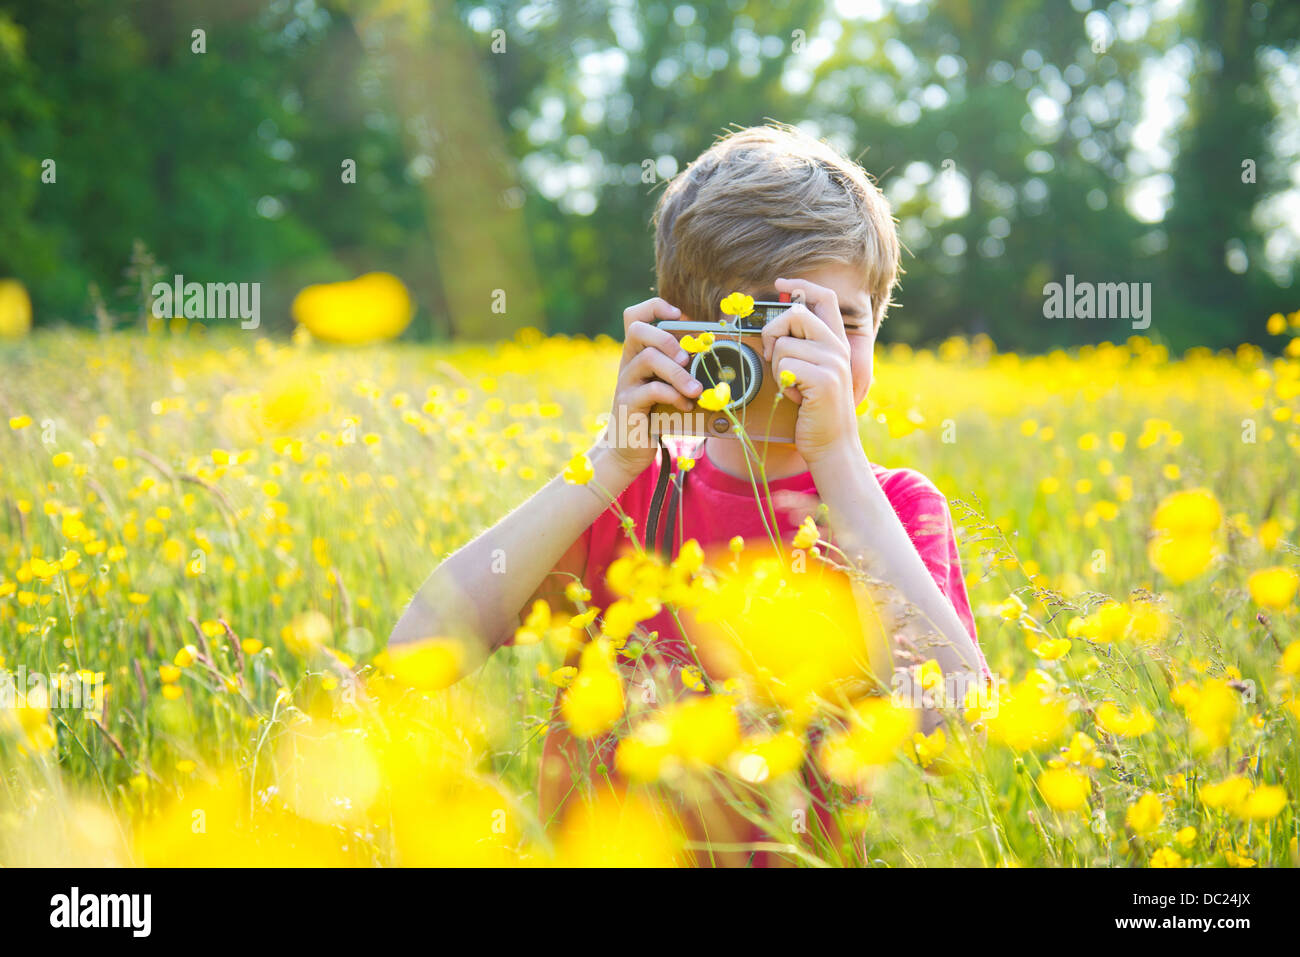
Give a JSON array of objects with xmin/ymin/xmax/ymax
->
[{"xmin": 0, "ymin": 0, "xmax": 1296, "ymax": 350}]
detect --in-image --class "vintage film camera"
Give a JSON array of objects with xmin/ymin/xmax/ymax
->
[{"xmin": 650, "ymin": 290, "xmax": 806, "ymax": 443}]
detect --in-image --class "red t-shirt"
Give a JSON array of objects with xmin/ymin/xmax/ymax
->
[{"xmin": 580, "ymin": 436, "xmax": 987, "ymax": 679}]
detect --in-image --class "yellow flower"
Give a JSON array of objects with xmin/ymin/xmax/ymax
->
[
  {"xmin": 158, "ymin": 664, "xmax": 181, "ymax": 684},
  {"xmin": 0, "ymin": 278, "xmax": 33, "ymax": 338},
  {"xmin": 664, "ymin": 695, "xmax": 742, "ymax": 767},
  {"xmin": 982, "ymin": 673, "xmax": 1069, "ymax": 751},
  {"xmin": 819, "ymin": 697, "xmax": 916, "ymax": 786},
  {"xmin": 1173, "ymin": 678, "xmax": 1238, "ymax": 750},
  {"xmin": 719, "ymin": 292, "xmax": 755, "ymax": 318},
  {"xmin": 779, "ymin": 368, "xmax": 797, "ymax": 389},
  {"xmin": 291, "ymin": 272, "xmax": 413, "ymax": 344},
  {"xmin": 161, "ymin": 684, "xmax": 183, "ymax": 701},
  {"xmin": 731, "ymin": 730, "xmax": 805, "ymax": 783},
  {"xmin": 680, "ymin": 665, "xmax": 705, "ymax": 691},
  {"xmin": 173, "ymin": 645, "xmax": 197, "ymax": 668},
  {"xmin": 1280, "ymin": 641, "xmax": 1300, "ymax": 676},
  {"xmin": 1055, "ymin": 731, "xmax": 1106, "ymax": 769},
  {"xmin": 1234, "ymin": 784, "xmax": 1287, "ymax": 821},
  {"xmin": 1150, "ymin": 847, "xmax": 1185, "ymax": 868},
  {"xmin": 1095, "ymin": 702, "xmax": 1155, "ymax": 737},
  {"xmin": 1125, "ymin": 792, "xmax": 1164, "ymax": 835},
  {"xmin": 1126, "ymin": 603, "xmax": 1170, "ymax": 642},
  {"xmin": 1175, "ymin": 826, "xmax": 1197, "ymax": 846},
  {"xmin": 553, "ymin": 792, "xmax": 680, "ymax": 867},
  {"xmin": 1037, "ymin": 767, "xmax": 1091, "ymax": 812},
  {"xmin": 1198, "ymin": 775, "xmax": 1253, "ymax": 811},
  {"xmin": 1247, "ymin": 566, "xmax": 1298, "ymax": 609},
  {"xmin": 563, "ymin": 452, "xmax": 594, "ymax": 485},
  {"xmin": 9, "ymin": 414, "xmax": 32, "ymax": 429},
  {"xmin": 1067, "ymin": 601, "xmax": 1130, "ymax": 642},
  {"xmin": 679, "ymin": 333, "xmax": 714, "ymax": 354},
  {"xmin": 282, "ymin": 610, "xmax": 332, "ymax": 657},
  {"xmin": 911, "ymin": 727, "xmax": 947, "ymax": 769},
  {"xmin": 1147, "ymin": 488, "xmax": 1222, "ymax": 584},
  {"xmin": 561, "ymin": 640, "xmax": 625, "ymax": 738},
  {"xmin": 374, "ymin": 637, "xmax": 465, "ymax": 692},
  {"xmin": 547, "ymin": 666, "xmax": 578, "ymax": 688},
  {"xmin": 1258, "ymin": 518, "xmax": 1282, "ymax": 551},
  {"xmin": 513, "ymin": 599, "xmax": 551, "ymax": 646},
  {"xmin": 696, "ymin": 381, "xmax": 731, "ymax": 411},
  {"xmin": 792, "ymin": 515, "xmax": 819, "ymax": 550},
  {"xmin": 1033, "ymin": 637, "xmax": 1071, "ymax": 660},
  {"xmin": 917, "ymin": 658, "xmax": 943, "ymax": 691},
  {"xmin": 29, "ymin": 557, "xmax": 59, "ymax": 580}
]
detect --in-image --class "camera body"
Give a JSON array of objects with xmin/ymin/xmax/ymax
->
[{"xmin": 650, "ymin": 297, "xmax": 800, "ymax": 443}]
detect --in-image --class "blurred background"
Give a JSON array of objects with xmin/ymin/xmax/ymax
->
[{"xmin": 0, "ymin": 0, "xmax": 1297, "ymax": 352}]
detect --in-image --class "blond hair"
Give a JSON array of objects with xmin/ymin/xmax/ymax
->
[{"xmin": 651, "ymin": 122, "xmax": 900, "ymax": 331}]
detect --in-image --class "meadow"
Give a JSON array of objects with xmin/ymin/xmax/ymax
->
[{"xmin": 1, "ymin": 314, "xmax": 1298, "ymax": 867}]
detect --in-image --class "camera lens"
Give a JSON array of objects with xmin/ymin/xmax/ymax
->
[{"xmin": 690, "ymin": 340, "xmax": 762, "ymax": 409}]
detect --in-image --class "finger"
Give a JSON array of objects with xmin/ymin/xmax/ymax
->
[
  {"xmin": 629, "ymin": 345, "xmax": 704, "ymax": 398},
  {"xmin": 770, "ymin": 334, "xmax": 846, "ymax": 375},
  {"xmin": 769, "ymin": 335, "xmax": 852, "ymax": 403},
  {"xmin": 627, "ymin": 380, "xmax": 695, "ymax": 413},
  {"xmin": 772, "ymin": 355, "xmax": 831, "ymax": 400},
  {"xmin": 760, "ymin": 304, "xmax": 841, "ymax": 361},
  {"xmin": 775, "ymin": 277, "xmax": 847, "ymax": 343},
  {"xmin": 625, "ymin": 318, "xmax": 689, "ymax": 364},
  {"xmin": 623, "ymin": 297, "xmax": 683, "ymax": 337}
]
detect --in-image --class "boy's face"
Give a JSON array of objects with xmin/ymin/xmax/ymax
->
[{"xmin": 740, "ymin": 261, "xmax": 876, "ymax": 406}]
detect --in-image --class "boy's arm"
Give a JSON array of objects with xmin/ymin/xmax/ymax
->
[
  {"xmin": 387, "ymin": 297, "xmax": 701, "ymax": 677},
  {"xmin": 387, "ymin": 443, "xmax": 632, "ymax": 672},
  {"xmin": 812, "ymin": 447, "xmax": 985, "ymax": 682},
  {"xmin": 763, "ymin": 276, "xmax": 986, "ymax": 707}
]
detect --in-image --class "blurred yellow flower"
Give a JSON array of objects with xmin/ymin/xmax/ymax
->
[
  {"xmin": 1247, "ymin": 566, "xmax": 1298, "ymax": 609},
  {"xmin": 1095, "ymin": 701, "xmax": 1155, "ymax": 737},
  {"xmin": 819, "ymin": 697, "xmax": 916, "ymax": 786},
  {"xmin": 0, "ymin": 278, "xmax": 33, "ymax": 338},
  {"xmin": 291, "ymin": 272, "xmax": 413, "ymax": 344},
  {"xmin": 282, "ymin": 611, "xmax": 332, "ymax": 657},
  {"xmin": 374, "ymin": 637, "xmax": 465, "ymax": 692},
  {"xmin": 1125, "ymin": 792, "xmax": 1164, "ymax": 835},
  {"xmin": 1147, "ymin": 488, "xmax": 1222, "ymax": 584},
  {"xmin": 560, "ymin": 640, "xmax": 625, "ymax": 738},
  {"xmin": 1037, "ymin": 766, "xmax": 1091, "ymax": 812}
]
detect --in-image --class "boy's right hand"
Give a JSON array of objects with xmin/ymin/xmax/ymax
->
[{"xmin": 596, "ymin": 297, "xmax": 704, "ymax": 479}]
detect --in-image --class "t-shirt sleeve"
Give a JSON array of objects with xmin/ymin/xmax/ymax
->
[{"xmin": 890, "ymin": 481, "xmax": 990, "ymax": 680}]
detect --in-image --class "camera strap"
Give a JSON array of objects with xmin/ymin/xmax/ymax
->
[{"xmin": 644, "ymin": 436, "xmax": 691, "ymax": 561}]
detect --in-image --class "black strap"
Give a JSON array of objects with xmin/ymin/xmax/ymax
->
[
  {"xmin": 644, "ymin": 437, "xmax": 695, "ymax": 560},
  {"xmin": 660, "ymin": 466, "xmax": 687, "ymax": 558},
  {"xmin": 644, "ymin": 440, "xmax": 672, "ymax": 556}
]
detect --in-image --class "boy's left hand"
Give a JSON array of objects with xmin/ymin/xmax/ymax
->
[{"xmin": 760, "ymin": 276, "xmax": 863, "ymax": 465}]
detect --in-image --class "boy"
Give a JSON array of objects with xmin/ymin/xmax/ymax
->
[{"xmin": 389, "ymin": 122, "xmax": 989, "ymax": 862}]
